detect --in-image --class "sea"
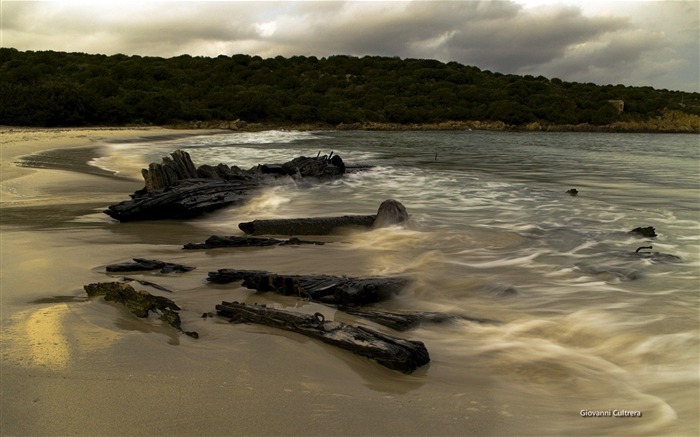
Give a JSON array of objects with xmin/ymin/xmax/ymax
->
[{"xmin": 11, "ymin": 130, "xmax": 700, "ymax": 435}]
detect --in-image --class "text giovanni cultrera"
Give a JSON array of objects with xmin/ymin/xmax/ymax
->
[{"xmin": 580, "ymin": 409, "xmax": 642, "ymax": 417}]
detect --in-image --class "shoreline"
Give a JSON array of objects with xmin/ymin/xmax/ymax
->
[
  {"xmin": 0, "ymin": 126, "xmax": 226, "ymax": 193},
  {"xmin": 4, "ymin": 108, "xmax": 700, "ymax": 138},
  {"xmin": 0, "ymin": 126, "xmax": 517, "ymax": 437},
  {"xmin": 164, "ymin": 109, "xmax": 700, "ymax": 133},
  {"xmin": 1, "ymin": 127, "xmax": 697, "ymax": 436},
  {"xmin": 2, "ymin": 122, "xmax": 695, "ymax": 208},
  {"xmin": 0, "ymin": 127, "xmax": 228, "ymax": 214}
]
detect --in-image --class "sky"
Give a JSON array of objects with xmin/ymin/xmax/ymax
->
[{"xmin": 1, "ymin": 0, "xmax": 698, "ymax": 92}]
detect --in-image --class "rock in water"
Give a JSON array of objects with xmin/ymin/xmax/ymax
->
[
  {"xmin": 373, "ymin": 199, "xmax": 409, "ymax": 228},
  {"xmin": 281, "ymin": 155, "xmax": 346, "ymax": 179},
  {"xmin": 142, "ymin": 149, "xmax": 199, "ymax": 192},
  {"xmin": 630, "ymin": 226, "xmax": 657, "ymax": 238},
  {"xmin": 84, "ymin": 282, "xmax": 198, "ymax": 338}
]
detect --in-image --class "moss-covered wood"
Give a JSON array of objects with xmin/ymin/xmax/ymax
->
[{"xmin": 84, "ymin": 282, "xmax": 198, "ymax": 338}]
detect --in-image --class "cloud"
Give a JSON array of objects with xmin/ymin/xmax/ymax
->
[
  {"xmin": 530, "ymin": 1, "xmax": 699, "ymax": 90},
  {"xmin": 441, "ymin": 4, "xmax": 628, "ymax": 72},
  {"xmin": 1, "ymin": 0, "xmax": 697, "ymax": 91}
]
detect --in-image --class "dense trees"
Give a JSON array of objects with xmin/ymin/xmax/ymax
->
[{"xmin": 0, "ymin": 47, "xmax": 697, "ymax": 128}]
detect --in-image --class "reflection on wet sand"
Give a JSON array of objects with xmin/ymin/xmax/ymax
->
[{"xmin": 4, "ymin": 303, "xmax": 122, "ymax": 370}]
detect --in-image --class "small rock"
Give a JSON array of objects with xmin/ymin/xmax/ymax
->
[
  {"xmin": 373, "ymin": 199, "xmax": 409, "ymax": 228},
  {"xmin": 630, "ymin": 226, "xmax": 657, "ymax": 238}
]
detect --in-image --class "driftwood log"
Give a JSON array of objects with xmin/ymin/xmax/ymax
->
[
  {"xmin": 183, "ymin": 235, "xmax": 324, "ymax": 250},
  {"xmin": 84, "ymin": 282, "xmax": 198, "ymax": 338},
  {"xmin": 105, "ymin": 258, "xmax": 195, "ymax": 273},
  {"xmin": 239, "ymin": 199, "xmax": 409, "ymax": 235},
  {"xmin": 106, "ymin": 179, "xmax": 264, "ymax": 222},
  {"xmin": 207, "ymin": 269, "xmax": 410, "ymax": 306},
  {"xmin": 338, "ymin": 306, "xmax": 499, "ymax": 331},
  {"xmin": 239, "ymin": 215, "xmax": 376, "ymax": 235},
  {"xmin": 105, "ymin": 150, "xmax": 346, "ymax": 222},
  {"xmin": 121, "ymin": 277, "xmax": 173, "ymax": 292},
  {"xmin": 215, "ymin": 301, "xmax": 429, "ymax": 373}
]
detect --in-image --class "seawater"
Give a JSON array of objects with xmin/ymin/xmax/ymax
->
[{"xmin": 91, "ymin": 130, "xmax": 698, "ymax": 434}]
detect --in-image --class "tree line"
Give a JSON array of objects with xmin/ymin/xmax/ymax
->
[{"xmin": 0, "ymin": 47, "xmax": 697, "ymax": 128}]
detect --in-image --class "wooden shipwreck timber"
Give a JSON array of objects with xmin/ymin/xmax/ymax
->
[
  {"xmin": 182, "ymin": 235, "xmax": 324, "ymax": 250},
  {"xmin": 73, "ymin": 149, "xmax": 683, "ymax": 375},
  {"xmin": 104, "ymin": 149, "xmax": 347, "ymax": 222},
  {"xmin": 88, "ymin": 150, "xmax": 469, "ymax": 373},
  {"xmin": 216, "ymin": 301, "xmax": 430, "ymax": 373},
  {"xmin": 207, "ymin": 268, "xmax": 411, "ymax": 307},
  {"xmin": 237, "ymin": 199, "xmax": 408, "ymax": 235}
]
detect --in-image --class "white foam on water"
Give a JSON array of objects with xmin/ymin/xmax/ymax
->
[
  {"xmin": 76, "ymin": 130, "xmax": 698, "ymax": 435},
  {"xmin": 455, "ymin": 252, "xmax": 540, "ymax": 269},
  {"xmin": 89, "ymin": 130, "xmax": 325, "ymax": 176}
]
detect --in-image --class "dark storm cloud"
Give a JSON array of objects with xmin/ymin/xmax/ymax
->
[
  {"xmin": 1, "ymin": 1, "xmax": 697, "ymax": 91},
  {"xmin": 440, "ymin": 5, "xmax": 628, "ymax": 72}
]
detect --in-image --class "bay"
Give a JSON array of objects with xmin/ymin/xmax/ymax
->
[{"xmin": 3, "ymin": 130, "xmax": 698, "ymax": 436}]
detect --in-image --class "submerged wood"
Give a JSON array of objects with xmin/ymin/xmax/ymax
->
[
  {"xmin": 632, "ymin": 245, "xmax": 682, "ymax": 263},
  {"xmin": 106, "ymin": 258, "xmax": 195, "ymax": 273},
  {"xmin": 215, "ymin": 301, "xmax": 430, "ymax": 373},
  {"xmin": 105, "ymin": 150, "xmax": 346, "ymax": 222},
  {"xmin": 121, "ymin": 277, "xmax": 173, "ymax": 292},
  {"xmin": 207, "ymin": 269, "xmax": 410, "ymax": 306},
  {"xmin": 239, "ymin": 215, "xmax": 376, "ymax": 235},
  {"xmin": 338, "ymin": 306, "xmax": 500, "ymax": 331},
  {"xmin": 183, "ymin": 235, "xmax": 324, "ymax": 250},
  {"xmin": 84, "ymin": 282, "xmax": 198, "ymax": 338},
  {"xmin": 106, "ymin": 179, "xmax": 263, "ymax": 222},
  {"xmin": 239, "ymin": 199, "xmax": 409, "ymax": 236}
]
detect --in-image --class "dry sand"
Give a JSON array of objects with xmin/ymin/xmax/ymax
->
[{"xmin": 0, "ymin": 127, "xmax": 527, "ymax": 436}]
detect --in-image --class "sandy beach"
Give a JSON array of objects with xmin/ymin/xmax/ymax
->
[
  {"xmin": 2, "ymin": 127, "xmax": 696, "ymax": 437},
  {"xmin": 0, "ymin": 127, "xmax": 522, "ymax": 437}
]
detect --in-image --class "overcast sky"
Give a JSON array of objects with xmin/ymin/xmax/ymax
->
[{"xmin": 1, "ymin": 1, "xmax": 698, "ymax": 92}]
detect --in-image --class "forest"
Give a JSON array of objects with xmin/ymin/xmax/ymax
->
[{"xmin": 1, "ymin": 47, "xmax": 698, "ymax": 129}]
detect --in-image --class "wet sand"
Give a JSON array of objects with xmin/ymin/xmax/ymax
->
[{"xmin": 0, "ymin": 128, "xmax": 525, "ymax": 436}]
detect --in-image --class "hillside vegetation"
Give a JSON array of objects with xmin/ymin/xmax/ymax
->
[{"xmin": 1, "ymin": 48, "xmax": 698, "ymax": 132}]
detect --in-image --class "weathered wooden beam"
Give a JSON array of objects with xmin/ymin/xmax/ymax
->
[
  {"xmin": 183, "ymin": 235, "xmax": 324, "ymax": 250},
  {"xmin": 105, "ymin": 150, "xmax": 347, "ymax": 222},
  {"xmin": 105, "ymin": 179, "xmax": 261, "ymax": 221},
  {"xmin": 238, "ymin": 199, "xmax": 410, "ymax": 236},
  {"xmin": 105, "ymin": 258, "xmax": 195, "ymax": 273},
  {"xmin": 215, "ymin": 301, "xmax": 430, "ymax": 373},
  {"xmin": 238, "ymin": 215, "xmax": 376, "ymax": 235},
  {"xmin": 207, "ymin": 269, "xmax": 410, "ymax": 306},
  {"xmin": 338, "ymin": 306, "xmax": 500, "ymax": 331},
  {"xmin": 121, "ymin": 277, "xmax": 173, "ymax": 292}
]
